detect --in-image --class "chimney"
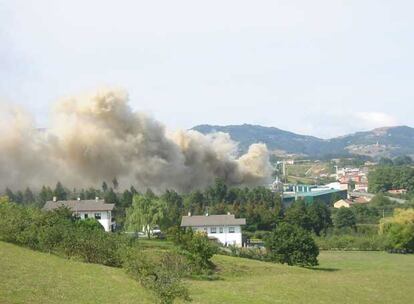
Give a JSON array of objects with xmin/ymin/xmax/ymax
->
[
  {"xmin": 53, "ymin": 196, "xmax": 57, "ymax": 202},
  {"xmin": 188, "ymin": 212, "xmax": 191, "ymax": 216},
  {"xmin": 95, "ymin": 196, "xmax": 99, "ymax": 202}
]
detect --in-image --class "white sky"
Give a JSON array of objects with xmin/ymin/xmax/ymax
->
[{"xmin": 1, "ymin": 0, "xmax": 413, "ymax": 138}]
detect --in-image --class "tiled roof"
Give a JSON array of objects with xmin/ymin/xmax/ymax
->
[
  {"xmin": 181, "ymin": 214, "xmax": 246, "ymax": 227},
  {"xmin": 43, "ymin": 200, "xmax": 114, "ymax": 212}
]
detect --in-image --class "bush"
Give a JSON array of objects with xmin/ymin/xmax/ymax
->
[
  {"xmin": 315, "ymin": 234, "xmax": 387, "ymax": 251},
  {"xmin": 0, "ymin": 202, "xmax": 127, "ymax": 266},
  {"xmin": 123, "ymin": 249, "xmax": 190, "ymax": 304},
  {"xmin": 380, "ymin": 208, "xmax": 414, "ymax": 252},
  {"xmin": 170, "ymin": 228, "xmax": 218, "ymax": 273},
  {"xmin": 227, "ymin": 246, "xmax": 268, "ymax": 261},
  {"xmin": 265, "ymin": 222, "xmax": 319, "ymax": 266}
]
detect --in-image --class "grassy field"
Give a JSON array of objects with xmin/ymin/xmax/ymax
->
[{"xmin": 1, "ymin": 241, "xmax": 414, "ymax": 304}]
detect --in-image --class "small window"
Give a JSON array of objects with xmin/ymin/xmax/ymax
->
[
  {"xmin": 229, "ymin": 227, "xmax": 235, "ymax": 233},
  {"xmin": 210, "ymin": 227, "xmax": 217, "ymax": 234},
  {"xmin": 94, "ymin": 213, "xmax": 101, "ymax": 220},
  {"xmin": 219, "ymin": 227, "xmax": 223, "ymax": 233},
  {"xmin": 84, "ymin": 214, "xmax": 88, "ymax": 219}
]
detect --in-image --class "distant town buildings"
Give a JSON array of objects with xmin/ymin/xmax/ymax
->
[{"xmin": 336, "ymin": 167, "xmax": 369, "ymax": 192}]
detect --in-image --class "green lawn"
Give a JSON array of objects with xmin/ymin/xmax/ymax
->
[{"xmin": 1, "ymin": 241, "xmax": 414, "ymax": 304}]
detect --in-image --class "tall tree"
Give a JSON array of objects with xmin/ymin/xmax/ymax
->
[
  {"xmin": 102, "ymin": 181, "xmax": 108, "ymax": 193},
  {"xmin": 126, "ymin": 194, "xmax": 165, "ymax": 238},
  {"xmin": 38, "ymin": 186, "xmax": 53, "ymax": 205},
  {"xmin": 53, "ymin": 182, "xmax": 67, "ymax": 200},
  {"xmin": 307, "ymin": 202, "xmax": 332, "ymax": 236},
  {"xmin": 5, "ymin": 188, "xmax": 15, "ymax": 202},
  {"xmin": 23, "ymin": 187, "xmax": 35, "ymax": 205},
  {"xmin": 112, "ymin": 177, "xmax": 119, "ymax": 191},
  {"xmin": 334, "ymin": 207, "xmax": 357, "ymax": 229}
]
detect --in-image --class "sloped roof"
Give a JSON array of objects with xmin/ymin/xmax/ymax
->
[
  {"xmin": 43, "ymin": 200, "xmax": 114, "ymax": 212},
  {"xmin": 181, "ymin": 214, "xmax": 246, "ymax": 227}
]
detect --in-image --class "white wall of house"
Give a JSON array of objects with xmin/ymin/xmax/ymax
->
[
  {"xmin": 78, "ymin": 211, "xmax": 112, "ymax": 232},
  {"xmin": 192, "ymin": 225, "xmax": 242, "ymax": 247}
]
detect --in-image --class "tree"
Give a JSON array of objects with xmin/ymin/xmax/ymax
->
[
  {"xmin": 170, "ymin": 228, "xmax": 218, "ymax": 272},
  {"xmin": 124, "ymin": 251, "xmax": 190, "ymax": 304},
  {"xmin": 5, "ymin": 188, "xmax": 15, "ymax": 202},
  {"xmin": 112, "ymin": 177, "xmax": 119, "ymax": 190},
  {"xmin": 53, "ymin": 182, "xmax": 67, "ymax": 200},
  {"xmin": 23, "ymin": 187, "xmax": 35, "ymax": 205},
  {"xmin": 307, "ymin": 202, "xmax": 332, "ymax": 236},
  {"xmin": 104, "ymin": 188, "xmax": 118, "ymax": 205},
  {"xmin": 126, "ymin": 194, "xmax": 165, "ymax": 238},
  {"xmin": 334, "ymin": 207, "xmax": 357, "ymax": 229},
  {"xmin": 102, "ymin": 181, "xmax": 108, "ymax": 193},
  {"xmin": 394, "ymin": 155, "xmax": 412, "ymax": 166},
  {"xmin": 38, "ymin": 186, "xmax": 53, "ymax": 205},
  {"xmin": 159, "ymin": 190, "xmax": 184, "ymax": 230},
  {"xmin": 284, "ymin": 200, "xmax": 312, "ymax": 232},
  {"xmin": 265, "ymin": 222, "xmax": 319, "ymax": 266},
  {"xmin": 380, "ymin": 208, "xmax": 414, "ymax": 252}
]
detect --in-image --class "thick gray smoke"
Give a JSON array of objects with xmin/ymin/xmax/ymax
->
[{"xmin": 0, "ymin": 88, "xmax": 272, "ymax": 192}]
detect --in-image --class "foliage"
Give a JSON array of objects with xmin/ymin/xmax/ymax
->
[
  {"xmin": 123, "ymin": 250, "xmax": 191, "ymax": 304},
  {"xmin": 265, "ymin": 222, "xmax": 319, "ymax": 266},
  {"xmin": 368, "ymin": 165, "xmax": 414, "ymax": 193},
  {"xmin": 315, "ymin": 234, "xmax": 386, "ymax": 251},
  {"xmin": 380, "ymin": 208, "xmax": 414, "ymax": 252},
  {"xmin": 126, "ymin": 194, "xmax": 166, "ymax": 238},
  {"xmin": 0, "ymin": 203, "xmax": 127, "ymax": 266},
  {"xmin": 170, "ymin": 228, "xmax": 218, "ymax": 273},
  {"xmin": 334, "ymin": 207, "xmax": 357, "ymax": 229},
  {"xmin": 284, "ymin": 200, "xmax": 332, "ymax": 235},
  {"xmin": 227, "ymin": 246, "xmax": 268, "ymax": 261}
]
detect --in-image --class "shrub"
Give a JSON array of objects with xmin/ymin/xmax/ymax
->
[
  {"xmin": 265, "ymin": 222, "xmax": 319, "ymax": 266},
  {"xmin": 315, "ymin": 234, "xmax": 387, "ymax": 251},
  {"xmin": 170, "ymin": 228, "xmax": 218, "ymax": 273},
  {"xmin": 227, "ymin": 246, "xmax": 268, "ymax": 261},
  {"xmin": 380, "ymin": 208, "xmax": 414, "ymax": 252},
  {"xmin": 123, "ymin": 249, "xmax": 190, "ymax": 304}
]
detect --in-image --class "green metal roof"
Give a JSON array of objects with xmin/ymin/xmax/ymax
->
[{"xmin": 283, "ymin": 188, "xmax": 345, "ymax": 198}]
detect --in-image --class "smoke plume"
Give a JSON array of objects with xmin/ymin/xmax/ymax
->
[{"xmin": 0, "ymin": 88, "xmax": 272, "ymax": 192}]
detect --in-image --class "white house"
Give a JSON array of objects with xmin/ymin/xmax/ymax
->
[
  {"xmin": 43, "ymin": 198, "xmax": 115, "ymax": 232},
  {"xmin": 180, "ymin": 213, "xmax": 246, "ymax": 247}
]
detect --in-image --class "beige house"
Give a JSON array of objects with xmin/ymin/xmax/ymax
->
[{"xmin": 333, "ymin": 199, "xmax": 354, "ymax": 208}]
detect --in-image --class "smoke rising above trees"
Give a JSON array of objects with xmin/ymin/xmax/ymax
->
[{"xmin": 0, "ymin": 88, "xmax": 272, "ymax": 192}]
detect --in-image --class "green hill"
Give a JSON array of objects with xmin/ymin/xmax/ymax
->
[
  {"xmin": 1, "ymin": 241, "xmax": 414, "ymax": 304},
  {"xmin": 192, "ymin": 124, "xmax": 414, "ymax": 159}
]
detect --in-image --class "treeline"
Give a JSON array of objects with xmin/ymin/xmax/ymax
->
[
  {"xmin": 368, "ymin": 165, "xmax": 414, "ymax": 193},
  {"xmin": 2, "ymin": 179, "xmax": 283, "ymax": 232}
]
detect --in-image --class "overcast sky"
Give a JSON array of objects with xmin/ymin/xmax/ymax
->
[{"xmin": 1, "ymin": 0, "xmax": 413, "ymax": 138}]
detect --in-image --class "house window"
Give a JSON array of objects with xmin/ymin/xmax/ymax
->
[
  {"xmin": 210, "ymin": 227, "xmax": 217, "ymax": 234},
  {"xmin": 84, "ymin": 214, "xmax": 88, "ymax": 219},
  {"xmin": 203, "ymin": 227, "xmax": 207, "ymax": 233},
  {"xmin": 94, "ymin": 213, "xmax": 101, "ymax": 220},
  {"xmin": 219, "ymin": 227, "xmax": 223, "ymax": 233},
  {"xmin": 229, "ymin": 227, "xmax": 235, "ymax": 233}
]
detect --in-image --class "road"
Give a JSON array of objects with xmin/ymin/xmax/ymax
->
[{"xmin": 350, "ymin": 191, "xmax": 407, "ymax": 204}]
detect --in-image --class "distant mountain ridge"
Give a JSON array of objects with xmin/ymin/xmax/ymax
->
[{"xmin": 192, "ymin": 124, "xmax": 414, "ymax": 159}]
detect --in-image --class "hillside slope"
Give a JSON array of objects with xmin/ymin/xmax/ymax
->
[
  {"xmin": 0, "ymin": 242, "xmax": 154, "ymax": 304},
  {"xmin": 1, "ymin": 241, "xmax": 414, "ymax": 304},
  {"xmin": 192, "ymin": 124, "xmax": 414, "ymax": 158}
]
